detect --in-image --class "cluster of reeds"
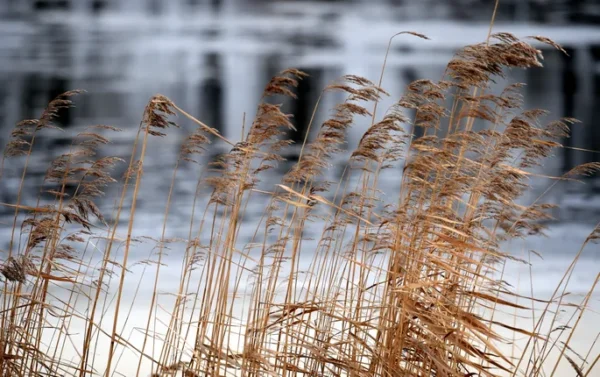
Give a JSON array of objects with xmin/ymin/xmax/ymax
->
[{"xmin": 0, "ymin": 27, "xmax": 599, "ymax": 377}]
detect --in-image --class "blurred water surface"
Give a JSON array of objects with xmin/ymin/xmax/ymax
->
[{"xmin": 1, "ymin": 1, "xmax": 600, "ymax": 216}]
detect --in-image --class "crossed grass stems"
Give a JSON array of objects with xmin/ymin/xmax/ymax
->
[{"xmin": 0, "ymin": 26, "xmax": 599, "ymax": 377}]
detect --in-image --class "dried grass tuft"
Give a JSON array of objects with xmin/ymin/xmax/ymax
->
[{"xmin": 0, "ymin": 29, "xmax": 598, "ymax": 377}]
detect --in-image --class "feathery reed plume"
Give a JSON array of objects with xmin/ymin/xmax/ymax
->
[{"xmin": 0, "ymin": 92, "xmax": 125, "ymax": 377}]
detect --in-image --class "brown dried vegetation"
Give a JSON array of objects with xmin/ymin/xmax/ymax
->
[{"xmin": 0, "ymin": 31, "xmax": 598, "ymax": 377}]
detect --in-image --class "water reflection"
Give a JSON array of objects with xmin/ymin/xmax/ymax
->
[{"xmin": 0, "ymin": 0, "xmax": 599, "ymax": 220}]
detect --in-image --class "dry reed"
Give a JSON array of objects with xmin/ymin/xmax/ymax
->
[{"xmin": 0, "ymin": 26, "xmax": 599, "ymax": 377}]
